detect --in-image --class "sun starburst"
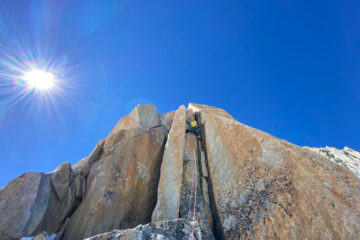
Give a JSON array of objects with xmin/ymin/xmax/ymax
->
[
  {"xmin": 22, "ymin": 69, "xmax": 56, "ymax": 90},
  {"xmin": 0, "ymin": 13, "xmax": 106, "ymax": 124}
]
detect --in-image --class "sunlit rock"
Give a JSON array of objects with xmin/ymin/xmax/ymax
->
[{"xmin": 1, "ymin": 103, "xmax": 359, "ymax": 240}]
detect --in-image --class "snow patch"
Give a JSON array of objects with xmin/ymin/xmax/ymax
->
[{"xmin": 304, "ymin": 146, "xmax": 360, "ymax": 177}]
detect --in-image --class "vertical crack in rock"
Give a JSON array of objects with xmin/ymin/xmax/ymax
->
[
  {"xmin": 179, "ymin": 110, "xmax": 197, "ymax": 219},
  {"xmin": 52, "ymin": 141, "xmax": 106, "ymax": 240},
  {"xmin": 61, "ymin": 105, "xmax": 168, "ymax": 240},
  {"xmin": 62, "ymin": 128, "xmax": 167, "ymax": 239},
  {"xmin": 152, "ymin": 106, "xmax": 186, "ymax": 221},
  {"xmin": 196, "ymin": 112, "xmax": 225, "ymax": 240},
  {"xmin": 179, "ymin": 110, "xmax": 215, "ymax": 240},
  {"xmin": 194, "ymin": 115, "xmax": 214, "ymax": 233},
  {"xmin": 190, "ymin": 103, "xmax": 360, "ymax": 240},
  {"xmin": 2, "ymin": 104, "xmax": 360, "ymax": 240}
]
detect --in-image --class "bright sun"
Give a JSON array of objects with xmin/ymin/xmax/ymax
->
[{"xmin": 22, "ymin": 69, "xmax": 55, "ymax": 90}]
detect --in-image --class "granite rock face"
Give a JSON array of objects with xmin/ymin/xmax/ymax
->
[
  {"xmin": 304, "ymin": 146, "xmax": 360, "ymax": 177},
  {"xmin": 1, "ymin": 103, "xmax": 360, "ymax": 240},
  {"xmin": 62, "ymin": 106, "xmax": 167, "ymax": 239},
  {"xmin": 152, "ymin": 105, "xmax": 187, "ymax": 221},
  {"xmin": 0, "ymin": 163, "xmax": 80, "ymax": 240},
  {"xmin": 111, "ymin": 104, "xmax": 160, "ymax": 131},
  {"xmin": 189, "ymin": 103, "xmax": 360, "ymax": 240},
  {"xmin": 159, "ymin": 111, "xmax": 175, "ymax": 132},
  {"xmin": 0, "ymin": 172, "xmax": 50, "ymax": 240},
  {"xmin": 85, "ymin": 219, "xmax": 202, "ymax": 240}
]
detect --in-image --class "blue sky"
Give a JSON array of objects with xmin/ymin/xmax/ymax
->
[{"xmin": 0, "ymin": 0, "xmax": 359, "ymax": 187}]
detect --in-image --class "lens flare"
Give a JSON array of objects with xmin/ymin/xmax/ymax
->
[
  {"xmin": 22, "ymin": 69, "xmax": 55, "ymax": 90},
  {"xmin": 0, "ymin": 12, "xmax": 107, "ymax": 124}
]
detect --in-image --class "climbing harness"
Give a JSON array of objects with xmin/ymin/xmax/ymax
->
[{"xmin": 187, "ymin": 150, "xmax": 198, "ymax": 240}]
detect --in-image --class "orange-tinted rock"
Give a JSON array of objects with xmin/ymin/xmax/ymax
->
[
  {"xmin": 109, "ymin": 104, "xmax": 160, "ymax": 133},
  {"xmin": 72, "ymin": 139, "xmax": 105, "ymax": 177},
  {"xmin": 178, "ymin": 110, "xmax": 215, "ymax": 239},
  {"xmin": 2, "ymin": 103, "xmax": 359, "ymax": 240},
  {"xmin": 62, "ymin": 105, "xmax": 166, "ymax": 239},
  {"xmin": 152, "ymin": 105, "xmax": 186, "ymax": 221},
  {"xmin": 189, "ymin": 103, "xmax": 360, "ymax": 240}
]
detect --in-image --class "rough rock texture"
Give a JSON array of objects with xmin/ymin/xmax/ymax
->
[
  {"xmin": 62, "ymin": 106, "xmax": 167, "ymax": 239},
  {"xmin": 85, "ymin": 219, "xmax": 202, "ymax": 240},
  {"xmin": 0, "ymin": 163, "xmax": 79, "ymax": 240},
  {"xmin": 0, "ymin": 104, "xmax": 166, "ymax": 240},
  {"xmin": 39, "ymin": 165, "xmax": 78, "ymax": 234},
  {"xmin": 177, "ymin": 110, "xmax": 214, "ymax": 240},
  {"xmin": 1, "ymin": 103, "xmax": 360, "ymax": 240},
  {"xmin": 159, "ymin": 111, "xmax": 175, "ymax": 132},
  {"xmin": 50, "ymin": 163, "xmax": 72, "ymax": 201},
  {"xmin": 111, "ymin": 104, "xmax": 160, "ymax": 131},
  {"xmin": 189, "ymin": 103, "xmax": 360, "ymax": 240},
  {"xmin": 304, "ymin": 146, "xmax": 360, "ymax": 177},
  {"xmin": 152, "ymin": 105, "xmax": 186, "ymax": 221},
  {"xmin": 0, "ymin": 172, "xmax": 50, "ymax": 240},
  {"xmin": 72, "ymin": 139, "xmax": 105, "ymax": 177}
]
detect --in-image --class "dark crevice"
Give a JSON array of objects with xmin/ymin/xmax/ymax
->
[
  {"xmin": 195, "ymin": 136, "xmax": 217, "ymax": 240},
  {"xmin": 195, "ymin": 112, "xmax": 225, "ymax": 240},
  {"xmin": 179, "ymin": 111, "xmax": 194, "ymax": 219},
  {"xmin": 49, "ymin": 175, "xmax": 83, "ymax": 239},
  {"xmin": 179, "ymin": 110, "xmax": 208, "ymax": 225},
  {"xmin": 63, "ymin": 196, "xmax": 82, "ymax": 223},
  {"xmin": 60, "ymin": 126, "xmax": 168, "ymax": 239},
  {"xmin": 56, "ymin": 145, "xmax": 104, "ymax": 239}
]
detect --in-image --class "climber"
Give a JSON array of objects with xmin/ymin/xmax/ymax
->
[{"xmin": 186, "ymin": 120, "xmax": 201, "ymax": 140}]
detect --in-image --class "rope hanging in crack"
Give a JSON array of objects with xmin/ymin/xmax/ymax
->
[
  {"xmin": 191, "ymin": 149, "xmax": 198, "ymax": 240},
  {"xmin": 187, "ymin": 148, "xmax": 198, "ymax": 240},
  {"xmin": 187, "ymin": 151, "xmax": 195, "ymax": 219}
]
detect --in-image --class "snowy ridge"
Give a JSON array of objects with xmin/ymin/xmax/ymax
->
[{"xmin": 304, "ymin": 146, "xmax": 360, "ymax": 177}]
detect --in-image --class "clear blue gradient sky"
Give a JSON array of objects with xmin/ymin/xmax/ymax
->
[{"xmin": 0, "ymin": 0, "xmax": 359, "ymax": 187}]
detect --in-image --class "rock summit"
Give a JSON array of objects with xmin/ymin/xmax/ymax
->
[{"xmin": 0, "ymin": 104, "xmax": 359, "ymax": 240}]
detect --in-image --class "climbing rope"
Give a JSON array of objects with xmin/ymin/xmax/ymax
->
[
  {"xmin": 191, "ymin": 149, "xmax": 198, "ymax": 240},
  {"xmin": 187, "ymin": 148, "xmax": 198, "ymax": 240},
  {"xmin": 187, "ymin": 153, "xmax": 195, "ymax": 218}
]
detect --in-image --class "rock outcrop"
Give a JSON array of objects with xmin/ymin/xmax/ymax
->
[
  {"xmin": 86, "ymin": 219, "xmax": 202, "ymax": 240},
  {"xmin": 189, "ymin": 103, "xmax": 360, "ymax": 239},
  {"xmin": 0, "ymin": 172, "xmax": 50, "ymax": 239},
  {"xmin": 62, "ymin": 105, "xmax": 167, "ymax": 239},
  {"xmin": 152, "ymin": 105, "xmax": 187, "ymax": 221},
  {"xmin": 304, "ymin": 146, "xmax": 360, "ymax": 177},
  {"xmin": 0, "ymin": 162, "xmax": 80, "ymax": 240},
  {"xmin": 1, "ymin": 103, "xmax": 359, "ymax": 240}
]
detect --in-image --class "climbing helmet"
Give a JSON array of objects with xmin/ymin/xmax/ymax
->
[{"xmin": 191, "ymin": 121, "xmax": 197, "ymax": 127}]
